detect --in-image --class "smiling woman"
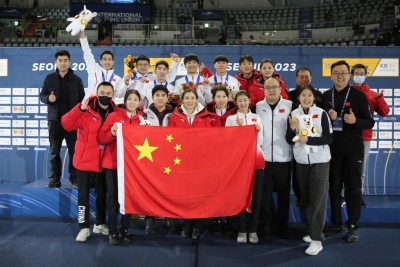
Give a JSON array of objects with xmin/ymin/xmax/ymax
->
[{"xmin": 167, "ymin": 88, "xmax": 220, "ymax": 239}]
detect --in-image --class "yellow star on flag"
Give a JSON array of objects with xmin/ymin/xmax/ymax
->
[
  {"xmin": 134, "ymin": 137, "xmax": 158, "ymax": 162},
  {"xmin": 166, "ymin": 134, "xmax": 174, "ymax": 142},
  {"xmin": 174, "ymin": 144, "xmax": 182, "ymax": 152},
  {"xmin": 173, "ymin": 157, "xmax": 181, "ymax": 165},
  {"xmin": 164, "ymin": 166, "xmax": 172, "ymax": 175}
]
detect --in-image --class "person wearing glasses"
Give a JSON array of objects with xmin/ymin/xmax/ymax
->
[
  {"xmin": 117, "ymin": 54, "xmax": 180, "ymax": 94},
  {"xmin": 256, "ymin": 77, "xmax": 296, "ymax": 240},
  {"xmin": 249, "ymin": 59, "xmax": 288, "ymax": 108},
  {"xmin": 321, "ymin": 60, "xmax": 375, "ymax": 243},
  {"xmin": 350, "ymin": 64, "xmax": 389, "ymax": 207}
]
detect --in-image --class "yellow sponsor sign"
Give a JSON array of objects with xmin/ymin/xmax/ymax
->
[
  {"xmin": 322, "ymin": 58, "xmax": 399, "ymax": 77},
  {"xmin": 0, "ymin": 59, "xmax": 8, "ymax": 77}
]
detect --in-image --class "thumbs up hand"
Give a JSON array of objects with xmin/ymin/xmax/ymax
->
[
  {"xmin": 49, "ymin": 91, "xmax": 56, "ymax": 102},
  {"xmin": 111, "ymin": 123, "xmax": 118, "ymax": 136},
  {"xmin": 344, "ymin": 108, "xmax": 356, "ymax": 124},
  {"xmin": 288, "ymin": 115, "xmax": 298, "ymax": 131}
]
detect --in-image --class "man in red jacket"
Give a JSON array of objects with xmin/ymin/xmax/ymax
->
[
  {"xmin": 62, "ymin": 81, "xmax": 117, "ymax": 243},
  {"xmin": 235, "ymin": 55, "xmax": 260, "ymax": 91},
  {"xmin": 350, "ymin": 64, "xmax": 390, "ymax": 207}
]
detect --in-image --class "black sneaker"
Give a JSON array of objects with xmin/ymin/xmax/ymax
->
[
  {"xmin": 181, "ymin": 227, "xmax": 192, "ymax": 238},
  {"xmin": 109, "ymin": 234, "xmax": 122, "ymax": 245},
  {"xmin": 71, "ymin": 182, "xmax": 78, "ymax": 189},
  {"xmin": 222, "ymin": 220, "xmax": 232, "ymax": 234},
  {"xmin": 345, "ymin": 227, "xmax": 359, "ymax": 243},
  {"xmin": 258, "ymin": 224, "xmax": 271, "ymax": 239},
  {"xmin": 165, "ymin": 218, "xmax": 176, "ymax": 233},
  {"xmin": 46, "ymin": 179, "xmax": 61, "ymax": 188},
  {"xmin": 213, "ymin": 220, "xmax": 222, "ymax": 235},
  {"xmin": 145, "ymin": 218, "xmax": 155, "ymax": 234},
  {"xmin": 120, "ymin": 228, "xmax": 132, "ymax": 243},
  {"xmin": 279, "ymin": 227, "xmax": 293, "ymax": 239},
  {"xmin": 192, "ymin": 228, "xmax": 202, "ymax": 239},
  {"xmin": 323, "ymin": 223, "xmax": 345, "ymax": 237}
]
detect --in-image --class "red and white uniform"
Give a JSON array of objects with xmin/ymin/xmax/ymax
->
[{"xmin": 98, "ymin": 108, "xmax": 143, "ymax": 169}]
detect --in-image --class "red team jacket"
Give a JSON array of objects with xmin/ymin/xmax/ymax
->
[
  {"xmin": 235, "ymin": 69, "xmax": 261, "ymax": 91},
  {"xmin": 168, "ymin": 107, "xmax": 219, "ymax": 128},
  {"xmin": 61, "ymin": 96, "xmax": 117, "ymax": 172},
  {"xmin": 98, "ymin": 108, "xmax": 144, "ymax": 169},
  {"xmin": 248, "ymin": 73, "xmax": 288, "ymax": 107},
  {"xmin": 351, "ymin": 82, "xmax": 390, "ymax": 141},
  {"xmin": 205, "ymin": 101, "xmax": 237, "ymax": 127}
]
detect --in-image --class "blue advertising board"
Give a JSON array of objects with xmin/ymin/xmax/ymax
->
[
  {"xmin": 70, "ymin": 4, "xmax": 151, "ymax": 24},
  {"xmin": 0, "ymin": 46, "xmax": 399, "ymax": 195}
]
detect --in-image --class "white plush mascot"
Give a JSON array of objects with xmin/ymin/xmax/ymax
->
[
  {"xmin": 66, "ymin": 5, "xmax": 97, "ymax": 36},
  {"xmin": 292, "ymin": 113, "xmax": 319, "ymax": 154},
  {"xmin": 139, "ymin": 115, "xmax": 152, "ymax": 126}
]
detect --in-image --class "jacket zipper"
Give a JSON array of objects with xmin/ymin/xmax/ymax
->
[
  {"xmin": 271, "ymin": 109, "xmax": 274, "ymax": 162},
  {"xmin": 88, "ymin": 108, "xmax": 105, "ymax": 172}
]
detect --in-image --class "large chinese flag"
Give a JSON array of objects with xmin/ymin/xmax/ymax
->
[{"xmin": 117, "ymin": 125, "xmax": 258, "ymax": 218}]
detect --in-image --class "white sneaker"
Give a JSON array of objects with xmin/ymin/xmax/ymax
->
[
  {"xmin": 237, "ymin": 232, "xmax": 247, "ymax": 243},
  {"xmin": 303, "ymin": 235, "xmax": 312, "ymax": 242},
  {"xmin": 248, "ymin": 232, "xmax": 258, "ymax": 243},
  {"xmin": 76, "ymin": 228, "xmax": 90, "ymax": 242},
  {"xmin": 93, "ymin": 224, "xmax": 109, "ymax": 235},
  {"xmin": 305, "ymin": 240, "xmax": 323, "ymax": 256}
]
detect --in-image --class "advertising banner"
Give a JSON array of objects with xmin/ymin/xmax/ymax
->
[
  {"xmin": 70, "ymin": 4, "xmax": 151, "ymax": 24},
  {"xmin": 322, "ymin": 58, "xmax": 400, "ymax": 77},
  {"xmin": 0, "ymin": 46, "xmax": 399, "ymax": 195}
]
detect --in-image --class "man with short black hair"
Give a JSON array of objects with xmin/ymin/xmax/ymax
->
[
  {"xmin": 142, "ymin": 84, "xmax": 175, "ymax": 234},
  {"xmin": 206, "ymin": 55, "xmax": 240, "ymax": 101},
  {"xmin": 289, "ymin": 68, "xmax": 323, "ymax": 108},
  {"xmin": 136, "ymin": 60, "xmax": 175, "ymax": 109},
  {"xmin": 80, "ymin": 29, "xmax": 125, "ymax": 103},
  {"xmin": 174, "ymin": 53, "xmax": 211, "ymax": 104},
  {"xmin": 257, "ymin": 77, "xmax": 296, "ymax": 239},
  {"xmin": 235, "ymin": 55, "xmax": 260, "ymax": 92},
  {"xmin": 62, "ymin": 81, "xmax": 117, "ymax": 243},
  {"xmin": 322, "ymin": 60, "xmax": 375, "ymax": 243},
  {"xmin": 118, "ymin": 53, "xmax": 179, "ymax": 94},
  {"xmin": 40, "ymin": 50, "xmax": 85, "ymax": 188}
]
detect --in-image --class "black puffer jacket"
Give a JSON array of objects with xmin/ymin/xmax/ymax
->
[{"xmin": 40, "ymin": 68, "xmax": 85, "ymax": 121}]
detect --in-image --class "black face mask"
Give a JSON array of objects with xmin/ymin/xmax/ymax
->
[{"xmin": 98, "ymin": 96, "xmax": 112, "ymax": 106}]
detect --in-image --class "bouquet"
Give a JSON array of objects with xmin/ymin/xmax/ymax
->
[
  {"xmin": 211, "ymin": 82, "xmax": 227, "ymax": 90},
  {"xmin": 181, "ymin": 81, "xmax": 197, "ymax": 92},
  {"xmin": 168, "ymin": 90, "xmax": 182, "ymax": 108},
  {"xmin": 124, "ymin": 55, "xmax": 135, "ymax": 73}
]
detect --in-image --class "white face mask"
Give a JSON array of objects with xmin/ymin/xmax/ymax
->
[{"xmin": 353, "ymin": 75, "xmax": 366, "ymax": 84}]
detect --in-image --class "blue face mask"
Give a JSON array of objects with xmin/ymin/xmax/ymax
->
[{"xmin": 353, "ymin": 75, "xmax": 366, "ymax": 84}]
